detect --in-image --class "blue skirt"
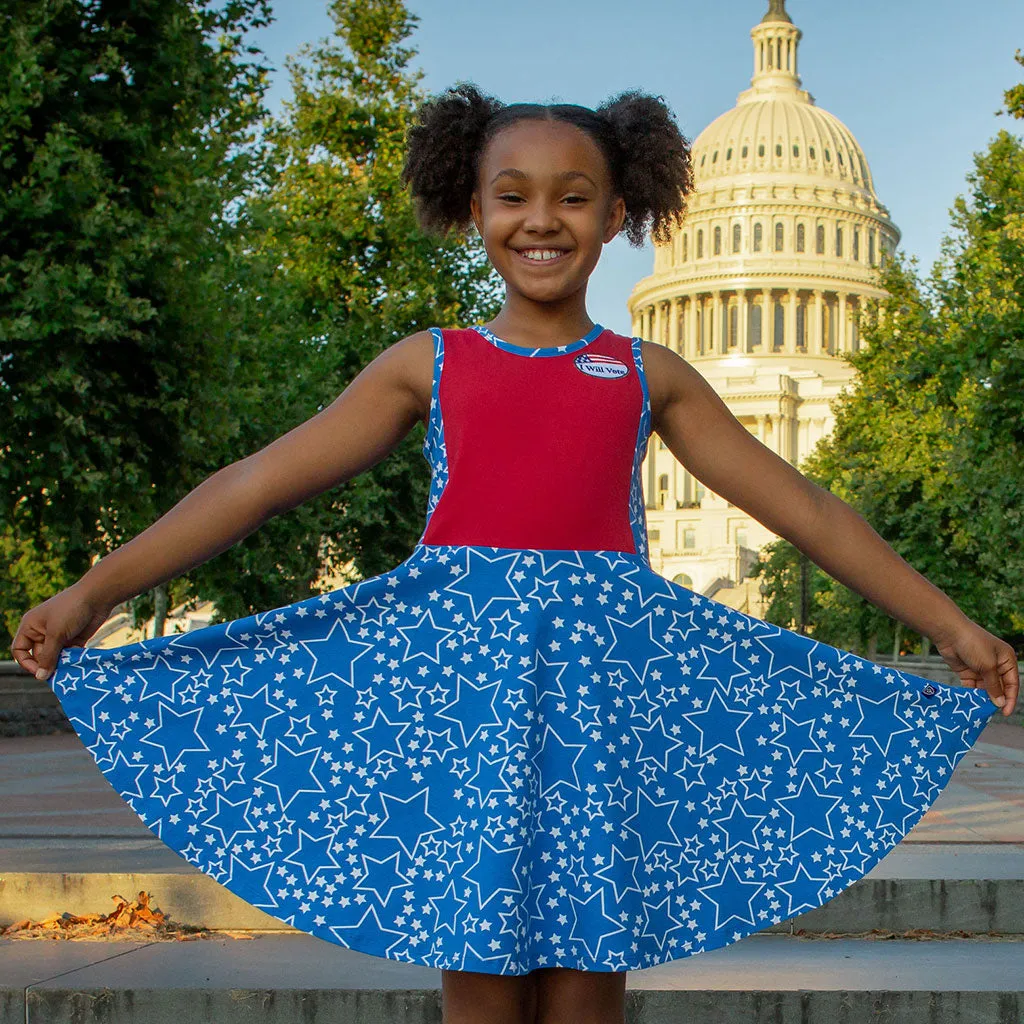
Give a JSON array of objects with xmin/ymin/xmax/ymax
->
[{"xmin": 48, "ymin": 542, "xmax": 994, "ymax": 974}]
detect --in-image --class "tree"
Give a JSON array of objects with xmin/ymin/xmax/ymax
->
[{"xmin": 0, "ymin": 0, "xmax": 274, "ymax": 646}]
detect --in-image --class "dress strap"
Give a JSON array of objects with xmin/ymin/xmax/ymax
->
[
  {"xmin": 627, "ymin": 336, "xmax": 653, "ymax": 563},
  {"xmin": 419, "ymin": 327, "xmax": 449, "ymax": 541}
]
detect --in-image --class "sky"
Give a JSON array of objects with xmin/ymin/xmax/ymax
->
[{"xmin": 247, "ymin": 0, "xmax": 1024, "ymax": 336}]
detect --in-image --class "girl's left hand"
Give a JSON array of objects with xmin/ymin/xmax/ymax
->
[{"xmin": 932, "ymin": 620, "xmax": 1020, "ymax": 716}]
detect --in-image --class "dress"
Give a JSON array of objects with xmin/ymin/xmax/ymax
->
[{"xmin": 48, "ymin": 323, "xmax": 995, "ymax": 975}]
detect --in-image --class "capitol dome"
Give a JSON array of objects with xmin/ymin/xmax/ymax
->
[
  {"xmin": 692, "ymin": 86, "xmax": 876, "ymax": 196},
  {"xmin": 627, "ymin": 0, "xmax": 901, "ymax": 602}
]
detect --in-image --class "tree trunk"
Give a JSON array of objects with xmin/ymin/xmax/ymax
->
[
  {"xmin": 892, "ymin": 621, "xmax": 902, "ymax": 664},
  {"xmin": 153, "ymin": 582, "xmax": 169, "ymax": 638},
  {"xmin": 921, "ymin": 634, "xmax": 931, "ymax": 659},
  {"xmin": 867, "ymin": 633, "xmax": 878, "ymax": 658}
]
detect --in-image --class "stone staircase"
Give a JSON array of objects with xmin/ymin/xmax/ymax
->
[{"xmin": 2, "ymin": 721, "xmax": 1024, "ymax": 1022}]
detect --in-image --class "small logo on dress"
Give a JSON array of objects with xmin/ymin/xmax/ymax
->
[
  {"xmin": 921, "ymin": 682, "xmax": 938, "ymax": 697},
  {"xmin": 574, "ymin": 353, "xmax": 629, "ymax": 379}
]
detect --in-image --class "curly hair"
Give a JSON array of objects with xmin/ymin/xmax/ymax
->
[{"xmin": 402, "ymin": 83, "xmax": 695, "ymax": 248}]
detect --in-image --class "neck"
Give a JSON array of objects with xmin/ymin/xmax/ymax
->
[{"xmin": 486, "ymin": 287, "xmax": 595, "ymax": 345}]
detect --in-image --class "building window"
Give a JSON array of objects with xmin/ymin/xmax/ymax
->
[
  {"xmin": 657, "ymin": 474, "xmax": 669, "ymax": 508},
  {"xmin": 792, "ymin": 144, "xmax": 799, "ymax": 158},
  {"xmin": 753, "ymin": 222, "xmax": 762, "ymax": 252},
  {"xmin": 853, "ymin": 228, "xmax": 860, "ymax": 261},
  {"xmin": 796, "ymin": 223, "xmax": 805, "ymax": 252},
  {"xmin": 809, "ymin": 145, "xmax": 816, "ymax": 159},
  {"xmin": 825, "ymin": 148, "xmax": 831, "ymax": 162},
  {"xmin": 774, "ymin": 300, "xmax": 785, "ymax": 351},
  {"xmin": 797, "ymin": 302, "xmax": 806, "ymax": 350},
  {"xmin": 714, "ymin": 226, "xmax": 721, "ymax": 255},
  {"xmin": 736, "ymin": 528, "xmax": 748, "ymax": 549},
  {"xmin": 742, "ymin": 144, "xmax": 749, "ymax": 158},
  {"xmin": 774, "ymin": 222, "xmax": 784, "ymax": 251},
  {"xmin": 729, "ymin": 302, "xmax": 738, "ymax": 348},
  {"xmin": 726, "ymin": 147, "xmax": 733, "ymax": 160},
  {"xmin": 751, "ymin": 302, "xmax": 762, "ymax": 350},
  {"xmin": 683, "ymin": 528, "xmax": 696, "ymax": 550},
  {"xmin": 775, "ymin": 143, "xmax": 782, "ymax": 157},
  {"xmin": 732, "ymin": 223, "xmax": 741, "ymax": 252},
  {"xmin": 869, "ymin": 229, "xmax": 876, "ymax": 264},
  {"xmin": 712, "ymin": 150, "xmax": 718, "ymax": 163},
  {"xmin": 836, "ymin": 226, "xmax": 843, "ymax": 257},
  {"xmin": 648, "ymin": 529, "xmax": 660, "ymax": 543},
  {"xmin": 816, "ymin": 225, "xmax": 825, "ymax": 254},
  {"xmin": 697, "ymin": 229, "xmax": 704, "ymax": 258},
  {"xmin": 758, "ymin": 143, "xmax": 765, "ymax": 157}
]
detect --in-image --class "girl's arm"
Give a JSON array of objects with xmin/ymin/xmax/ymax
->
[
  {"xmin": 644, "ymin": 341, "xmax": 1018, "ymax": 712},
  {"xmin": 75, "ymin": 331, "xmax": 434, "ymax": 610}
]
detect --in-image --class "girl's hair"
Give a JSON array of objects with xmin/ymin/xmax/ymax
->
[{"xmin": 402, "ymin": 83, "xmax": 695, "ymax": 248}]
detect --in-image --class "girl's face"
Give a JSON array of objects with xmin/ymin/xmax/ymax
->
[{"xmin": 470, "ymin": 118, "xmax": 626, "ymax": 308}]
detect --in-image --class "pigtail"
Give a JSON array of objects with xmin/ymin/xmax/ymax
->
[
  {"xmin": 402, "ymin": 83, "xmax": 504, "ymax": 237},
  {"xmin": 598, "ymin": 91, "xmax": 695, "ymax": 248}
]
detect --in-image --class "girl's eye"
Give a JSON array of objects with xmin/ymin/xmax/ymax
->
[
  {"xmin": 563, "ymin": 195, "xmax": 587, "ymax": 204},
  {"xmin": 498, "ymin": 193, "xmax": 525, "ymax": 203}
]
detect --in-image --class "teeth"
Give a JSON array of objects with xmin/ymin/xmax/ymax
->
[{"xmin": 521, "ymin": 249, "xmax": 564, "ymax": 261}]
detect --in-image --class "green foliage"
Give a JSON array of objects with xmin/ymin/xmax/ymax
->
[
  {"xmin": 0, "ymin": 521, "xmax": 70, "ymax": 651},
  {"xmin": 0, "ymin": 0, "xmax": 273, "ymax": 601}
]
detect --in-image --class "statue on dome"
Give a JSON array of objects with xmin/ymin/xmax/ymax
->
[{"xmin": 762, "ymin": 0, "xmax": 793, "ymax": 23}]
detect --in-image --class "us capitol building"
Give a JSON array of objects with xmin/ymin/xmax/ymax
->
[{"xmin": 629, "ymin": 0, "xmax": 899, "ymax": 612}]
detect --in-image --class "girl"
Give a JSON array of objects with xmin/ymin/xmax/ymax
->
[{"xmin": 13, "ymin": 83, "xmax": 1018, "ymax": 1024}]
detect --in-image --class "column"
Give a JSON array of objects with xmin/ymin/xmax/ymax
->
[
  {"xmin": 813, "ymin": 289, "xmax": 824, "ymax": 354},
  {"xmin": 654, "ymin": 301, "xmax": 665, "ymax": 346},
  {"xmin": 714, "ymin": 290, "xmax": 725, "ymax": 353},
  {"xmin": 631, "ymin": 310, "xmax": 641, "ymax": 337},
  {"xmin": 688, "ymin": 295, "xmax": 698, "ymax": 359},
  {"xmin": 756, "ymin": 414, "xmax": 767, "ymax": 445},
  {"xmin": 786, "ymin": 288, "xmax": 798, "ymax": 355},
  {"xmin": 738, "ymin": 290, "xmax": 749, "ymax": 353},
  {"xmin": 838, "ymin": 292, "xmax": 847, "ymax": 353},
  {"xmin": 669, "ymin": 298, "xmax": 680, "ymax": 352},
  {"xmin": 761, "ymin": 288, "xmax": 772, "ymax": 350}
]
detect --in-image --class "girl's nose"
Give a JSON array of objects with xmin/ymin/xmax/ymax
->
[{"xmin": 522, "ymin": 199, "xmax": 561, "ymax": 235}]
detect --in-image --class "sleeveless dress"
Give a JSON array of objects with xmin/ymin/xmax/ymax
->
[{"xmin": 47, "ymin": 324, "xmax": 995, "ymax": 975}]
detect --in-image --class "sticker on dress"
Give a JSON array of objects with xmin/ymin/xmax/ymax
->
[
  {"xmin": 921, "ymin": 682, "xmax": 938, "ymax": 697},
  {"xmin": 574, "ymin": 352, "xmax": 630, "ymax": 379}
]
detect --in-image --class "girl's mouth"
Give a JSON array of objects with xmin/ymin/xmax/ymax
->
[{"xmin": 513, "ymin": 247, "xmax": 572, "ymax": 265}]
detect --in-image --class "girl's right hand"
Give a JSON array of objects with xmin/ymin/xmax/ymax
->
[{"xmin": 11, "ymin": 584, "xmax": 115, "ymax": 682}]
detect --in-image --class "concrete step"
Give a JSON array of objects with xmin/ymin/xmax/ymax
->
[
  {"xmin": 2, "ymin": 932, "xmax": 1024, "ymax": 1023},
  {"xmin": 4, "ymin": 842, "xmax": 1024, "ymax": 937}
]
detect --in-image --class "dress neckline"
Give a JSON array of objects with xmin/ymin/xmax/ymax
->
[{"xmin": 471, "ymin": 323, "xmax": 605, "ymax": 357}]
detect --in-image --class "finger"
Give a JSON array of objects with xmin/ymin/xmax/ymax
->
[
  {"xmin": 980, "ymin": 652, "xmax": 1004, "ymax": 708},
  {"xmin": 11, "ymin": 624, "xmax": 45, "ymax": 678},
  {"xmin": 998, "ymin": 645, "xmax": 1020, "ymax": 715},
  {"xmin": 31, "ymin": 637, "xmax": 64, "ymax": 683}
]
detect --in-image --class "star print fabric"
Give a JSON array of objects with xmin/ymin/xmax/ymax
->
[{"xmin": 49, "ymin": 541, "xmax": 993, "ymax": 974}]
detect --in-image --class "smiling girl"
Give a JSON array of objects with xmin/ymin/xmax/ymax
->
[{"xmin": 14, "ymin": 83, "xmax": 1018, "ymax": 1024}]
